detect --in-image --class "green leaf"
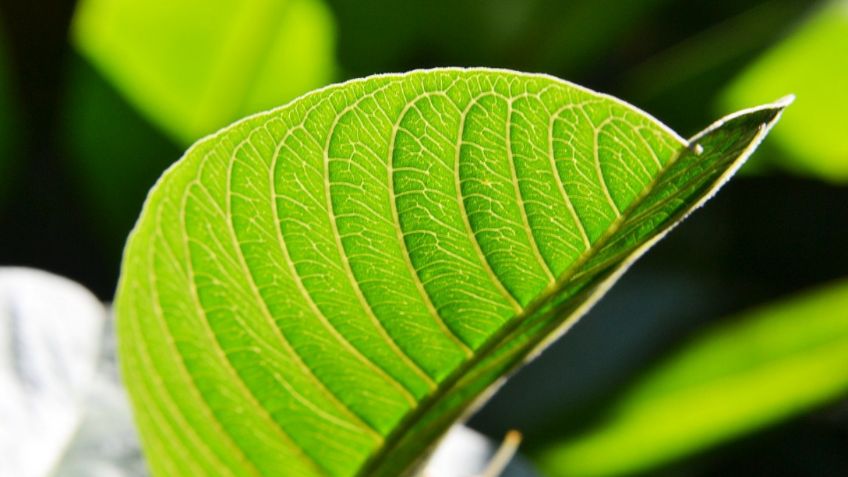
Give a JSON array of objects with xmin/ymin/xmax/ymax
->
[
  {"xmin": 115, "ymin": 68, "xmax": 786, "ymax": 477},
  {"xmin": 71, "ymin": 0, "xmax": 336, "ymax": 145},
  {"xmin": 535, "ymin": 277, "xmax": 848, "ymax": 477},
  {"xmin": 720, "ymin": 0, "xmax": 848, "ymax": 182}
]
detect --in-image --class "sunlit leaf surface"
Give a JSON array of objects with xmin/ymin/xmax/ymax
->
[
  {"xmin": 116, "ymin": 68, "xmax": 786, "ymax": 477},
  {"xmin": 536, "ymin": 278, "xmax": 848, "ymax": 477},
  {"xmin": 721, "ymin": 0, "xmax": 848, "ymax": 182},
  {"xmin": 72, "ymin": 0, "xmax": 336, "ymax": 144}
]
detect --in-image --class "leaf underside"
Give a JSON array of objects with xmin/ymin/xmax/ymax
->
[{"xmin": 115, "ymin": 68, "xmax": 786, "ymax": 477}]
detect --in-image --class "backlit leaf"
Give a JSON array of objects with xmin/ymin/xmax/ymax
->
[{"xmin": 115, "ymin": 68, "xmax": 786, "ymax": 477}]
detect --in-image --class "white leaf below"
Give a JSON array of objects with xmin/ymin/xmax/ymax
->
[
  {"xmin": 52, "ymin": 316, "xmax": 148, "ymax": 477},
  {"xmin": 0, "ymin": 267, "xmax": 104, "ymax": 477},
  {"xmin": 423, "ymin": 425, "xmax": 540, "ymax": 477}
]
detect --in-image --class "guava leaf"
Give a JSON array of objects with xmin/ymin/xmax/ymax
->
[
  {"xmin": 535, "ymin": 277, "xmax": 848, "ymax": 477},
  {"xmin": 71, "ymin": 0, "xmax": 336, "ymax": 145},
  {"xmin": 115, "ymin": 68, "xmax": 787, "ymax": 477}
]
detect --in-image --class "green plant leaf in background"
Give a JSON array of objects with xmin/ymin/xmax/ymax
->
[
  {"xmin": 536, "ymin": 277, "xmax": 848, "ymax": 477},
  {"xmin": 720, "ymin": 0, "xmax": 848, "ymax": 182},
  {"xmin": 61, "ymin": 57, "xmax": 183, "ymax": 260},
  {"xmin": 115, "ymin": 68, "xmax": 786, "ymax": 477},
  {"xmin": 71, "ymin": 0, "xmax": 336, "ymax": 145}
]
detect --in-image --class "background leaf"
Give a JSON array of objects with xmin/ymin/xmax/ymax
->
[
  {"xmin": 719, "ymin": 0, "xmax": 848, "ymax": 182},
  {"xmin": 71, "ymin": 0, "xmax": 337, "ymax": 144},
  {"xmin": 535, "ymin": 277, "xmax": 848, "ymax": 477},
  {"xmin": 116, "ymin": 68, "xmax": 785, "ymax": 477},
  {"xmin": 59, "ymin": 56, "xmax": 182, "ymax": 262}
]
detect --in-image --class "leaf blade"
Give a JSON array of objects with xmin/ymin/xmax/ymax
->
[{"xmin": 115, "ymin": 68, "xmax": 786, "ymax": 477}]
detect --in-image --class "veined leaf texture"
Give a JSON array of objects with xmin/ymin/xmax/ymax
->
[{"xmin": 115, "ymin": 69, "xmax": 787, "ymax": 477}]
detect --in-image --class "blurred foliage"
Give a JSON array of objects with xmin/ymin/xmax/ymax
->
[
  {"xmin": 71, "ymin": 0, "xmax": 336, "ymax": 144},
  {"xmin": 721, "ymin": 0, "xmax": 848, "ymax": 182},
  {"xmin": 535, "ymin": 278, "xmax": 848, "ymax": 476},
  {"xmin": 60, "ymin": 56, "xmax": 181, "ymax": 260}
]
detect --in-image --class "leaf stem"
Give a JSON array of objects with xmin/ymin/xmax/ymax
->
[{"xmin": 475, "ymin": 430, "xmax": 523, "ymax": 477}]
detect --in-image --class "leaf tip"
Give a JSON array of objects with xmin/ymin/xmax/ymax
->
[{"xmin": 773, "ymin": 94, "xmax": 796, "ymax": 108}]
